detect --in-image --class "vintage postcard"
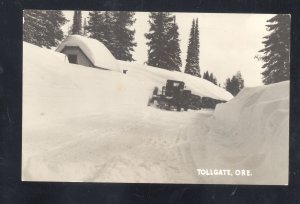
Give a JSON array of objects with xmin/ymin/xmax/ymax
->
[{"xmin": 22, "ymin": 10, "xmax": 290, "ymax": 185}]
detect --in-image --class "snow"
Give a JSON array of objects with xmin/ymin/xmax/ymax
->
[
  {"xmin": 22, "ymin": 42, "xmax": 289, "ymax": 185},
  {"xmin": 201, "ymin": 81, "xmax": 289, "ymax": 184},
  {"xmin": 120, "ymin": 61, "xmax": 233, "ymax": 101},
  {"xmin": 56, "ymin": 35, "xmax": 121, "ymax": 72}
]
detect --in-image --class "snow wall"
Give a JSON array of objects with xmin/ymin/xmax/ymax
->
[
  {"xmin": 23, "ymin": 42, "xmax": 231, "ymax": 127},
  {"xmin": 119, "ymin": 61, "xmax": 233, "ymax": 101},
  {"xmin": 191, "ymin": 81, "xmax": 289, "ymax": 184}
]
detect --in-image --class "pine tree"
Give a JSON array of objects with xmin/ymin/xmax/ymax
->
[
  {"xmin": 145, "ymin": 12, "xmax": 181, "ymax": 70},
  {"xmin": 185, "ymin": 19, "xmax": 195, "ymax": 75},
  {"xmin": 202, "ymin": 70, "xmax": 217, "ymax": 85},
  {"xmin": 112, "ymin": 11, "xmax": 137, "ymax": 61},
  {"xmin": 23, "ymin": 10, "xmax": 67, "ymax": 48},
  {"xmin": 45, "ymin": 11, "xmax": 68, "ymax": 48},
  {"xmin": 203, "ymin": 70, "xmax": 209, "ymax": 80},
  {"xmin": 235, "ymin": 71, "xmax": 244, "ymax": 90},
  {"xmin": 209, "ymin": 73, "xmax": 214, "ymax": 82},
  {"xmin": 209, "ymin": 73, "xmax": 218, "ymax": 85},
  {"xmin": 224, "ymin": 77, "xmax": 232, "ymax": 91},
  {"xmin": 83, "ymin": 18, "xmax": 87, "ymax": 36},
  {"xmin": 71, "ymin": 11, "xmax": 82, "ymax": 35},
  {"xmin": 145, "ymin": 12, "xmax": 168, "ymax": 68},
  {"xmin": 86, "ymin": 12, "xmax": 111, "ymax": 49},
  {"xmin": 103, "ymin": 11, "xmax": 117, "ymax": 53},
  {"xmin": 184, "ymin": 18, "xmax": 201, "ymax": 77},
  {"xmin": 165, "ymin": 16, "xmax": 182, "ymax": 71},
  {"xmin": 258, "ymin": 14, "xmax": 290, "ymax": 84},
  {"xmin": 86, "ymin": 11, "xmax": 101, "ymax": 39},
  {"xmin": 86, "ymin": 11, "xmax": 117, "ymax": 56},
  {"xmin": 194, "ymin": 18, "xmax": 200, "ymax": 74},
  {"xmin": 224, "ymin": 71, "xmax": 244, "ymax": 96},
  {"xmin": 23, "ymin": 10, "xmax": 47, "ymax": 47}
]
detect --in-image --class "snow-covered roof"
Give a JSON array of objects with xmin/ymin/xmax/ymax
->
[{"xmin": 56, "ymin": 35, "xmax": 120, "ymax": 72}]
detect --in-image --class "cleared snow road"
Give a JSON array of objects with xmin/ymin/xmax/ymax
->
[{"xmin": 22, "ymin": 107, "xmax": 213, "ymax": 183}]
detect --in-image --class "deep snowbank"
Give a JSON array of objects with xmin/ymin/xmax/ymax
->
[
  {"xmin": 23, "ymin": 42, "xmax": 147, "ymax": 127},
  {"xmin": 23, "ymin": 42, "xmax": 232, "ymax": 129},
  {"xmin": 119, "ymin": 61, "xmax": 233, "ymax": 101},
  {"xmin": 190, "ymin": 81, "xmax": 289, "ymax": 184}
]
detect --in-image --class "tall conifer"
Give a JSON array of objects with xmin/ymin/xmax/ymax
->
[
  {"xmin": 165, "ymin": 16, "xmax": 182, "ymax": 71},
  {"xmin": 23, "ymin": 10, "xmax": 67, "ymax": 48},
  {"xmin": 71, "ymin": 11, "xmax": 82, "ymax": 35},
  {"xmin": 184, "ymin": 18, "xmax": 201, "ymax": 77},
  {"xmin": 112, "ymin": 11, "xmax": 136, "ymax": 61},
  {"xmin": 145, "ymin": 12, "xmax": 181, "ymax": 71},
  {"xmin": 224, "ymin": 71, "xmax": 244, "ymax": 96},
  {"xmin": 86, "ymin": 11, "xmax": 137, "ymax": 60},
  {"xmin": 258, "ymin": 14, "xmax": 290, "ymax": 84}
]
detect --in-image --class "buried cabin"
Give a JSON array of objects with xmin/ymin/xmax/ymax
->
[{"xmin": 56, "ymin": 35, "xmax": 121, "ymax": 72}]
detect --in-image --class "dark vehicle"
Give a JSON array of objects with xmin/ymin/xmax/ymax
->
[
  {"xmin": 189, "ymin": 94, "xmax": 202, "ymax": 110},
  {"xmin": 148, "ymin": 80, "xmax": 192, "ymax": 111},
  {"xmin": 201, "ymin": 97, "xmax": 226, "ymax": 109}
]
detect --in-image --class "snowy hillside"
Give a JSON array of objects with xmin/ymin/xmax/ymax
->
[
  {"xmin": 22, "ymin": 42, "xmax": 289, "ymax": 185},
  {"xmin": 119, "ymin": 61, "xmax": 233, "ymax": 101},
  {"xmin": 23, "ymin": 41, "xmax": 232, "ymax": 129}
]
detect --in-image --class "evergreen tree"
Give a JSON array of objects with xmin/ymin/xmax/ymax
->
[
  {"xmin": 44, "ymin": 11, "xmax": 68, "ymax": 48},
  {"xmin": 71, "ymin": 11, "xmax": 82, "ymax": 35},
  {"xmin": 86, "ymin": 11, "xmax": 116, "ymax": 53},
  {"xmin": 224, "ymin": 71, "xmax": 245, "ymax": 96},
  {"xmin": 184, "ymin": 18, "xmax": 201, "ymax": 77},
  {"xmin": 145, "ymin": 12, "xmax": 181, "ymax": 71},
  {"xmin": 112, "ymin": 11, "xmax": 137, "ymax": 61},
  {"xmin": 23, "ymin": 10, "xmax": 67, "ymax": 48},
  {"xmin": 203, "ymin": 70, "xmax": 209, "ymax": 80},
  {"xmin": 103, "ymin": 11, "xmax": 117, "ymax": 53},
  {"xmin": 224, "ymin": 77, "xmax": 232, "ymax": 91},
  {"xmin": 209, "ymin": 73, "xmax": 218, "ymax": 85},
  {"xmin": 209, "ymin": 73, "xmax": 214, "ymax": 82},
  {"xmin": 86, "ymin": 11, "xmax": 102, "ymax": 39},
  {"xmin": 194, "ymin": 18, "xmax": 200, "ymax": 73},
  {"xmin": 235, "ymin": 71, "xmax": 244, "ymax": 90},
  {"xmin": 258, "ymin": 14, "xmax": 290, "ymax": 84},
  {"xmin": 203, "ymin": 70, "xmax": 217, "ymax": 85},
  {"xmin": 23, "ymin": 10, "xmax": 47, "ymax": 47},
  {"xmin": 83, "ymin": 18, "xmax": 87, "ymax": 36},
  {"xmin": 87, "ymin": 11, "xmax": 139, "ymax": 59},
  {"xmin": 185, "ymin": 19, "xmax": 195, "ymax": 75},
  {"xmin": 165, "ymin": 16, "xmax": 182, "ymax": 71}
]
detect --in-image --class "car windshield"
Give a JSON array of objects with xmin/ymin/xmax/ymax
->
[{"xmin": 173, "ymin": 82, "xmax": 180, "ymax": 87}]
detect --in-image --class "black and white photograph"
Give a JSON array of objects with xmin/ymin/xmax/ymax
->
[{"xmin": 22, "ymin": 10, "xmax": 290, "ymax": 185}]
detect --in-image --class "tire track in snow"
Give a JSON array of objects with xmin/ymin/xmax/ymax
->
[{"xmin": 23, "ymin": 108, "xmax": 214, "ymax": 183}]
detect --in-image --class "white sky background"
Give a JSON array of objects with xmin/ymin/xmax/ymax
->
[{"xmin": 63, "ymin": 11, "xmax": 274, "ymax": 87}]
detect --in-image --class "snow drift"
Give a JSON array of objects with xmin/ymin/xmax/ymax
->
[
  {"xmin": 189, "ymin": 81, "xmax": 289, "ymax": 184},
  {"xmin": 22, "ymin": 42, "xmax": 288, "ymax": 185},
  {"xmin": 56, "ymin": 35, "xmax": 120, "ymax": 72},
  {"xmin": 23, "ymin": 42, "xmax": 142, "ymax": 127},
  {"xmin": 119, "ymin": 61, "xmax": 233, "ymax": 101},
  {"xmin": 23, "ymin": 42, "xmax": 231, "ymax": 128}
]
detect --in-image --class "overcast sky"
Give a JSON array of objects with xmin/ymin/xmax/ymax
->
[{"xmin": 63, "ymin": 11, "xmax": 274, "ymax": 87}]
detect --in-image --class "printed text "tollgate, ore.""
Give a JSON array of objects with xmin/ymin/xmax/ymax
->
[{"xmin": 197, "ymin": 169, "xmax": 252, "ymax": 176}]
